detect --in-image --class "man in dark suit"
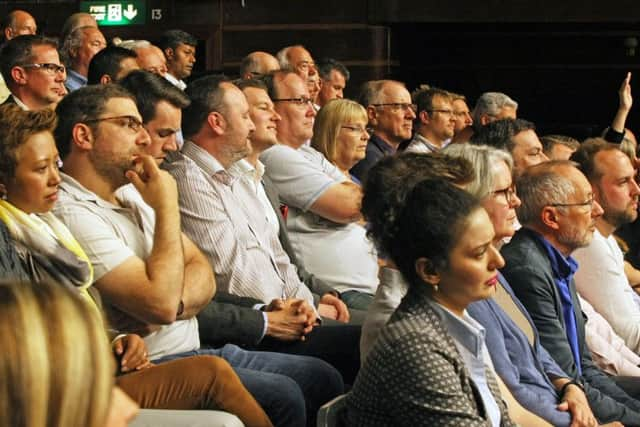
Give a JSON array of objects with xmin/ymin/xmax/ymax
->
[
  {"xmin": 502, "ymin": 160, "xmax": 640, "ymax": 425},
  {"xmin": 0, "ymin": 34, "xmax": 66, "ymax": 110}
]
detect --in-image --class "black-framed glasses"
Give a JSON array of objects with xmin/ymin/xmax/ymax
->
[
  {"xmin": 492, "ymin": 184, "xmax": 518, "ymax": 204},
  {"xmin": 371, "ymin": 103, "xmax": 417, "ymax": 113},
  {"xmin": 84, "ymin": 115, "xmax": 144, "ymax": 133},
  {"xmin": 272, "ymin": 97, "xmax": 314, "ymax": 107},
  {"xmin": 548, "ymin": 197, "xmax": 595, "ymax": 210},
  {"xmin": 22, "ymin": 63, "xmax": 66, "ymax": 75}
]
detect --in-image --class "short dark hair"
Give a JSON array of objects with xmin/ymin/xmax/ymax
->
[
  {"xmin": 570, "ymin": 137, "xmax": 619, "ymax": 182},
  {"xmin": 182, "ymin": 74, "xmax": 229, "ymax": 138},
  {"xmin": 541, "ymin": 134, "xmax": 580, "ymax": 156},
  {"xmin": 87, "ymin": 46, "xmax": 137, "ymax": 85},
  {"xmin": 54, "ymin": 84, "xmax": 135, "ymax": 159},
  {"xmin": 158, "ymin": 29, "xmax": 197, "ymax": 52},
  {"xmin": 0, "ymin": 34, "xmax": 57, "ymax": 84},
  {"xmin": 471, "ymin": 118, "xmax": 536, "ymax": 152},
  {"xmin": 0, "ymin": 104, "xmax": 57, "ymax": 184},
  {"xmin": 316, "ymin": 57, "xmax": 350, "ymax": 81},
  {"xmin": 412, "ymin": 86, "xmax": 452, "ymax": 122},
  {"xmin": 234, "ymin": 77, "xmax": 268, "ymax": 93},
  {"xmin": 119, "ymin": 70, "xmax": 190, "ymax": 123}
]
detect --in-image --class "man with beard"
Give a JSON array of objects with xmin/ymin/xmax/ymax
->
[
  {"xmin": 572, "ymin": 140, "xmax": 640, "ymax": 355},
  {"xmin": 53, "ymin": 84, "xmax": 342, "ymax": 427},
  {"xmin": 501, "ymin": 160, "xmax": 640, "ymax": 424}
]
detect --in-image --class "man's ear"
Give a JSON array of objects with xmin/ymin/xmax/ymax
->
[
  {"xmin": 367, "ymin": 105, "xmax": 377, "ymax": 126},
  {"xmin": 207, "ymin": 111, "xmax": 226, "ymax": 136},
  {"xmin": 419, "ymin": 110, "xmax": 430, "ymax": 125},
  {"xmin": 164, "ymin": 47, "xmax": 174, "ymax": 62},
  {"xmin": 541, "ymin": 206, "xmax": 561, "ymax": 230},
  {"xmin": 99, "ymin": 74, "xmax": 112, "ymax": 85},
  {"xmin": 10, "ymin": 66, "xmax": 27, "ymax": 85},
  {"xmin": 415, "ymin": 257, "xmax": 440, "ymax": 289},
  {"xmin": 71, "ymin": 123, "xmax": 94, "ymax": 151}
]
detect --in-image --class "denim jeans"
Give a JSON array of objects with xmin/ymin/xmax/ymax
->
[
  {"xmin": 340, "ymin": 290, "xmax": 374, "ymax": 311},
  {"xmin": 154, "ymin": 344, "xmax": 344, "ymax": 427}
]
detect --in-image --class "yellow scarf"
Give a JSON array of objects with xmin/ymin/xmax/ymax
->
[{"xmin": 0, "ymin": 200, "xmax": 100, "ymax": 315}]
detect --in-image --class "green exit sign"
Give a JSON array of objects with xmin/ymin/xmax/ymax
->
[{"xmin": 80, "ymin": 1, "xmax": 146, "ymax": 26}]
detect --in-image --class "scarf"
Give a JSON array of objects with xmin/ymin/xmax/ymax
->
[{"xmin": 0, "ymin": 200, "xmax": 99, "ymax": 314}]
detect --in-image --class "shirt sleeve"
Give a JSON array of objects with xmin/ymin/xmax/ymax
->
[
  {"xmin": 53, "ymin": 203, "xmax": 135, "ymax": 281},
  {"xmin": 261, "ymin": 146, "xmax": 336, "ymax": 211}
]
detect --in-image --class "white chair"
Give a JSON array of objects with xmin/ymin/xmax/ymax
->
[
  {"xmin": 317, "ymin": 394, "xmax": 348, "ymax": 427},
  {"xmin": 129, "ymin": 409, "xmax": 244, "ymax": 427}
]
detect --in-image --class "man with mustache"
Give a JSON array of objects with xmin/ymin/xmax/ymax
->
[{"xmin": 159, "ymin": 29, "xmax": 196, "ymax": 91}]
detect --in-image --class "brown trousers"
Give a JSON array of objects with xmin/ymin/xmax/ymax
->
[{"xmin": 117, "ymin": 355, "xmax": 273, "ymax": 427}]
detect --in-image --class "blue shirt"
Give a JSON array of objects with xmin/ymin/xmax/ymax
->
[
  {"xmin": 432, "ymin": 301, "xmax": 501, "ymax": 427},
  {"xmin": 533, "ymin": 233, "xmax": 582, "ymax": 374},
  {"xmin": 65, "ymin": 69, "xmax": 87, "ymax": 93},
  {"xmin": 468, "ymin": 274, "xmax": 572, "ymax": 426}
]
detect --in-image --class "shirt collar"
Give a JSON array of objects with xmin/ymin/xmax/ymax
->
[
  {"xmin": 370, "ymin": 133, "xmax": 397, "ymax": 154},
  {"xmin": 180, "ymin": 140, "xmax": 238, "ymax": 186},
  {"xmin": 59, "ymin": 172, "xmax": 124, "ymax": 210},
  {"xmin": 228, "ymin": 158, "xmax": 265, "ymax": 182},
  {"xmin": 430, "ymin": 300, "xmax": 486, "ymax": 357},
  {"xmin": 528, "ymin": 228, "xmax": 579, "ymax": 281},
  {"xmin": 164, "ymin": 72, "xmax": 187, "ymax": 90},
  {"xmin": 67, "ymin": 69, "xmax": 87, "ymax": 85},
  {"xmin": 11, "ymin": 94, "xmax": 29, "ymax": 110}
]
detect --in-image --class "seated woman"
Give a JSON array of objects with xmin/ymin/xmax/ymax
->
[
  {"xmin": 0, "ymin": 104, "xmax": 273, "ymax": 427},
  {"xmin": 346, "ymin": 178, "xmax": 514, "ymax": 426},
  {"xmin": 288, "ymin": 98, "xmax": 379, "ymax": 309},
  {"xmin": 0, "ymin": 279, "xmax": 138, "ymax": 427}
]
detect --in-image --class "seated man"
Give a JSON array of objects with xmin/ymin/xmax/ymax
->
[
  {"xmin": 60, "ymin": 25, "xmax": 106, "ymax": 92},
  {"xmin": 52, "ymin": 83, "xmax": 343, "ymax": 427},
  {"xmin": 403, "ymin": 86, "xmax": 455, "ymax": 153},
  {"xmin": 87, "ymin": 45, "xmax": 140, "ymax": 84},
  {"xmin": 239, "ymin": 51, "xmax": 280, "ymax": 79},
  {"xmin": 472, "ymin": 117, "xmax": 549, "ymax": 177},
  {"xmin": 0, "ymin": 34, "xmax": 66, "ymax": 110},
  {"xmin": 120, "ymin": 70, "xmax": 361, "ymax": 384},
  {"xmin": 572, "ymin": 140, "xmax": 640, "ymax": 357},
  {"xmin": 501, "ymin": 160, "xmax": 640, "ymax": 424},
  {"xmin": 350, "ymin": 79, "xmax": 416, "ymax": 180}
]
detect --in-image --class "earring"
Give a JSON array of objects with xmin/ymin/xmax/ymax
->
[{"xmin": 434, "ymin": 284, "xmax": 439, "ymax": 293}]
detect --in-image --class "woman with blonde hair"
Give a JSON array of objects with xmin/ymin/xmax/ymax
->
[
  {"xmin": 282, "ymin": 98, "xmax": 380, "ymax": 310},
  {"xmin": 0, "ymin": 104, "xmax": 273, "ymax": 427},
  {"xmin": 0, "ymin": 280, "xmax": 135, "ymax": 427}
]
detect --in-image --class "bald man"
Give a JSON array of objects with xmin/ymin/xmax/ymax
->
[
  {"xmin": 1, "ymin": 10, "xmax": 37, "ymax": 102},
  {"xmin": 239, "ymin": 51, "xmax": 280, "ymax": 79}
]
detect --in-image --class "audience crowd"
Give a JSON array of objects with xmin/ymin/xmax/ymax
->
[{"xmin": 4, "ymin": 7, "xmax": 640, "ymax": 427}]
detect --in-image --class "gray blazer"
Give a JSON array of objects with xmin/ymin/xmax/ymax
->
[{"xmin": 501, "ymin": 227, "xmax": 640, "ymax": 425}]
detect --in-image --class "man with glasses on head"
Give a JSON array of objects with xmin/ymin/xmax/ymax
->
[
  {"xmin": 239, "ymin": 51, "xmax": 280, "ymax": 80},
  {"xmin": 502, "ymin": 160, "xmax": 640, "ymax": 425},
  {"xmin": 404, "ymin": 86, "xmax": 456, "ymax": 153},
  {"xmin": 350, "ymin": 79, "xmax": 416, "ymax": 181},
  {"xmin": 0, "ymin": 34, "xmax": 66, "ymax": 110}
]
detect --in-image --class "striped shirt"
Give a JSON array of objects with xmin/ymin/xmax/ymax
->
[{"xmin": 163, "ymin": 140, "xmax": 314, "ymax": 306}]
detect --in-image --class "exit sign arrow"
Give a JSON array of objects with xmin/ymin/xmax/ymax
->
[{"xmin": 123, "ymin": 4, "xmax": 137, "ymax": 20}]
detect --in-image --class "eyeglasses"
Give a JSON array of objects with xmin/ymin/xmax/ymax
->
[
  {"xmin": 341, "ymin": 125, "xmax": 368, "ymax": 134},
  {"xmin": 427, "ymin": 109, "xmax": 455, "ymax": 117},
  {"xmin": 492, "ymin": 184, "xmax": 518, "ymax": 204},
  {"xmin": 21, "ymin": 63, "xmax": 66, "ymax": 75},
  {"xmin": 371, "ymin": 103, "xmax": 418, "ymax": 113},
  {"xmin": 84, "ymin": 115, "xmax": 144, "ymax": 133},
  {"xmin": 548, "ymin": 197, "xmax": 595, "ymax": 211},
  {"xmin": 272, "ymin": 97, "xmax": 314, "ymax": 107}
]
